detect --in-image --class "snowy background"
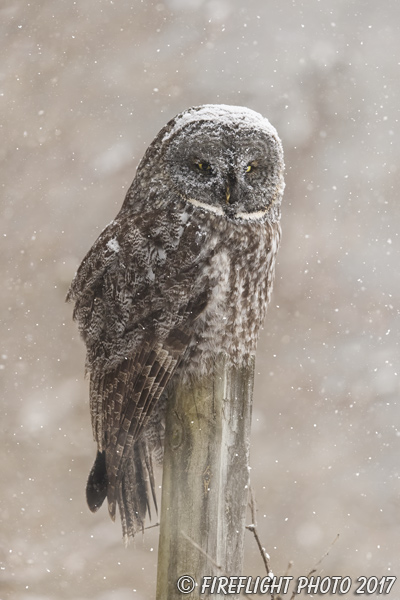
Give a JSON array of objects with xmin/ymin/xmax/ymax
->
[{"xmin": 2, "ymin": 1, "xmax": 400, "ymax": 598}]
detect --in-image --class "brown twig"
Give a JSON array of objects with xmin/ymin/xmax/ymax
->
[
  {"xmin": 246, "ymin": 487, "xmax": 272, "ymax": 574},
  {"xmin": 283, "ymin": 561, "xmax": 293, "ymax": 577},
  {"xmin": 308, "ymin": 533, "xmax": 340, "ymax": 575},
  {"xmin": 289, "ymin": 534, "xmax": 340, "ymax": 600},
  {"xmin": 144, "ymin": 521, "xmax": 160, "ymax": 530},
  {"xmin": 246, "ymin": 486, "xmax": 274, "ymax": 600}
]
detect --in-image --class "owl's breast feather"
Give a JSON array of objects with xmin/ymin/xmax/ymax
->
[{"xmin": 180, "ymin": 217, "xmax": 280, "ymax": 373}]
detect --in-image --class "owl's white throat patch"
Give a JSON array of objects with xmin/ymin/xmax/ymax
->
[
  {"xmin": 186, "ymin": 197, "xmax": 268, "ymax": 221},
  {"xmin": 186, "ymin": 197, "xmax": 224, "ymax": 216},
  {"xmin": 235, "ymin": 209, "xmax": 269, "ymax": 221}
]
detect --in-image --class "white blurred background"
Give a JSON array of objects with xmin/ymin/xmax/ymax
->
[{"xmin": 2, "ymin": 1, "xmax": 399, "ymax": 598}]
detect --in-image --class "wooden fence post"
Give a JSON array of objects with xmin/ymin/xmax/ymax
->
[{"xmin": 156, "ymin": 355, "xmax": 255, "ymax": 599}]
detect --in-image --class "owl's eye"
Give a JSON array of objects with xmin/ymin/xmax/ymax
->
[
  {"xmin": 245, "ymin": 161, "xmax": 258, "ymax": 173},
  {"xmin": 195, "ymin": 161, "xmax": 212, "ymax": 173}
]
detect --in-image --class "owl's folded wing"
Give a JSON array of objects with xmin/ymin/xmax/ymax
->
[
  {"xmin": 89, "ymin": 338, "xmax": 180, "ymax": 517},
  {"xmin": 67, "ymin": 217, "xmax": 210, "ymax": 536},
  {"xmin": 87, "ymin": 297, "xmax": 208, "ymax": 537}
]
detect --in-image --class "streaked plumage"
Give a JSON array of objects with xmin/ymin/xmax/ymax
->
[{"xmin": 67, "ymin": 104, "xmax": 285, "ymax": 539}]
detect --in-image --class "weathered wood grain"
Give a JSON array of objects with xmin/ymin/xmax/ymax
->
[{"xmin": 156, "ymin": 356, "xmax": 255, "ymax": 599}]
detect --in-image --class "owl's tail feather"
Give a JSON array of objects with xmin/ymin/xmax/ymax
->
[
  {"xmin": 86, "ymin": 440, "xmax": 157, "ymax": 540},
  {"xmin": 91, "ymin": 439, "xmax": 155, "ymax": 542},
  {"xmin": 86, "ymin": 428, "xmax": 165, "ymax": 542},
  {"xmin": 86, "ymin": 450, "xmax": 108, "ymax": 512},
  {"xmin": 117, "ymin": 438, "xmax": 157, "ymax": 541}
]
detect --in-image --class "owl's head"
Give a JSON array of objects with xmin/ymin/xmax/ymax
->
[{"xmin": 133, "ymin": 104, "xmax": 285, "ymax": 222}]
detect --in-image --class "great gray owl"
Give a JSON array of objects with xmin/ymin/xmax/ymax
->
[{"xmin": 67, "ymin": 104, "xmax": 285, "ymax": 540}]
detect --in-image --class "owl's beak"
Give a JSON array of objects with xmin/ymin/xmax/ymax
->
[{"xmin": 226, "ymin": 184, "xmax": 231, "ymax": 204}]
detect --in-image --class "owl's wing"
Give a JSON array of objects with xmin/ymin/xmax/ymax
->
[
  {"xmin": 90, "ymin": 338, "xmax": 182, "ymax": 524},
  {"xmin": 68, "ymin": 214, "xmax": 210, "ymax": 535},
  {"xmin": 88, "ymin": 298, "xmax": 207, "ymax": 537}
]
